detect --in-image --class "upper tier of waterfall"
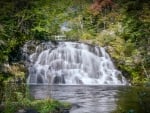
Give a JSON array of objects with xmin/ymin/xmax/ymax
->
[{"xmin": 23, "ymin": 41, "xmax": 128, "ymax": 85}]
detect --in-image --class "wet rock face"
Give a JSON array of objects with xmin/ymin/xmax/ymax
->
[
  {"xmin": 53, "ymin": 75, "xmax": 65, "ymax": 84},
  {"xmin": 22, "ymin": 41, "xmax": 58, "ymax": 55}
]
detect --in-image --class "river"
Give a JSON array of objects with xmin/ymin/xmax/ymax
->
[{"xmin": 29, "ymin": 85, "xmax": 150, "ymax": 113}]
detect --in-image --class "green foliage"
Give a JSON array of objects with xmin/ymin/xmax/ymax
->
[
  {"xmin": 124, "ymin": 40, "xmax": 135, "ymax": 57},
  {"xmin": 112, "ymin": 87, "xmax": 150, "ymax": 113},
  {"xmin": 33, "ymin": 99, "xmax": 71, "ymax": 113},
  {"xmin": 81, "ymin": 32, "xmax": 93, "ymax": 40},
  {"xmin": 1, "ymin": 83, "xmax": 71, "ymax": 113},
  {"xmin": 120, "ymin": 1, "xmax": 150, "ymax": 79}
]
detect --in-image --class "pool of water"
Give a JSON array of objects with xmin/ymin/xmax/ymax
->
[{"xmin": 29, "ymin": 85, "xmax": 150, "ymax": 113}]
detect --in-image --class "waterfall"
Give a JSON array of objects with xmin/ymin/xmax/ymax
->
[{"xmin": 23, "ymin": 41, "xmax": 128, "ymax": 85}]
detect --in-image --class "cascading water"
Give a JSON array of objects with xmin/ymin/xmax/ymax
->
[{"xmin": 23, "ymin": 41, "xmax": 128, "ymax": 85}]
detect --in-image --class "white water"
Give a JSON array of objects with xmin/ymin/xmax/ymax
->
[{"xmin": 23, "ymin": 41, "xmax": 128, "ymax": 85}]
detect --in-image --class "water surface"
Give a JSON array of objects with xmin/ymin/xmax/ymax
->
[{"xmin": 29, "ymin": 85, "xmax": 150, "ymax": 113}]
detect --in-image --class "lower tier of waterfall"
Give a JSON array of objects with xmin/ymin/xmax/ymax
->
[{"xmin": 23, "ymin": 41, "xmax": 128, "ymax": 85}]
